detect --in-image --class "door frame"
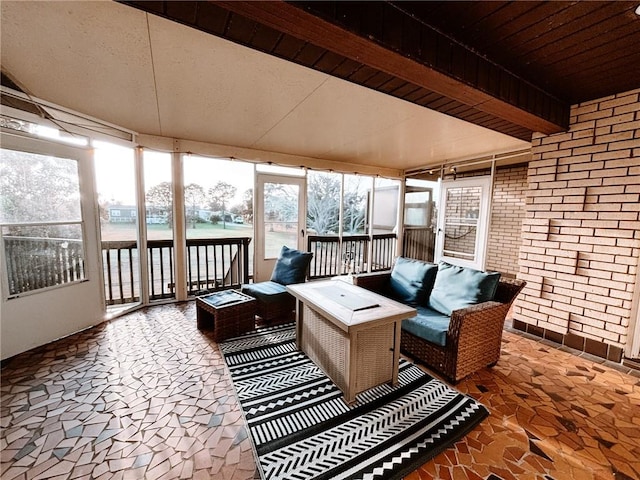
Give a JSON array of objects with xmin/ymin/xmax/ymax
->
[
  {"xmin": 626, "ymin": 253, "xmax": 640, "ymax": 360},
  {"xmin": 254, "ymin": 173, "xmax": 306, "ymax": 282},
  {"xmin": 434, "ymin": 175, "xmax": 492, "ymax": 270},
  {"xmin": 0, "ymin": 132, "xmax": 104, "ymax": 359}
]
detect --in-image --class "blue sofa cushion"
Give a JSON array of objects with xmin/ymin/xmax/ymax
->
[
  {"xmin": 241, "ymin": 281, "xmax": 290, "ymax": 304},
  {"xmin": 402, "ymin": 306, "xmax": 451, "ymax": 347},
  {"xmin": 428, "ymin": 262, "xmax": 501, "ymax": 316},
  {"xmin": 387, "ymin": 257, "xmax": 438, "ymax": 306},
  {"xmin": 270, "ymin": 246, "xmax": 313, "ymax": 285}
]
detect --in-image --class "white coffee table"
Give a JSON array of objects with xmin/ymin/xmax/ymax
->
[{"xmin": 287, "ymin": 279, "xmax": 416, "ymax": 403}]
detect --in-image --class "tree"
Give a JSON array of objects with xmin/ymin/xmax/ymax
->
[
  {"xmin": 146, "ymin": 182, "xmax": 172, "ymax": 227},
  {"xmin": 208, "ymin": 181, "xmax": 237, "ymax": 229},
  {"xmin": 264, "ymin": 183, "xmax": 298, "ymax": 227},
  {"xmin": 0, "ymin": 150, "xmax": 81, "ymax": 236},
  {"xmin": 307, "ymin": 173, "xmax": 340, "ymax": 235},
  {"xmin": 343, "ymin": 189, "xmax": 368, "ymax": 234},
  {"xmin": 242, "ymin": 188, "xmax": 253, "ymax": 223},
  {"xmin": 184, "ymin": 183, "xmax": 206, "ymax": 228}
]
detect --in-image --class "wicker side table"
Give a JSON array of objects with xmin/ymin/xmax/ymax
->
[{"xmin": 196, "ymin": 290, "xmax": 257, "ymax": 342}]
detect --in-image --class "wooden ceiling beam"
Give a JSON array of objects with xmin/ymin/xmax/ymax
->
[{"xmin": 211, "ymin": 0, "xmax": 568, "ymax": 135}]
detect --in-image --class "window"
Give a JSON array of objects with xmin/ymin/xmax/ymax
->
[
  {"xmin": 306, "ymin": 172, "xmax": 399, "ymax": 277},
  {"xmin": 1, "ymin": 147, "xmax": 86, "ymax": 297},
  {"xmin": 343, "ymin": 174, "xmax": 372, "ymax": 235},
  {"xmin": 307, "ymin": 171, "xmax": 340, "ymax": 236}
]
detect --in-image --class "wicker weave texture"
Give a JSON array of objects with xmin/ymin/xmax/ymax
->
[
  {"xmin": 196, "ymin": 291, "xmax": 256, "ymax": 342},
  {"xmin": 354, "ymin": 323, "xmax": 395, "ymax": 392},
  {"xmin": 355, "ymin": 271, "xmax": 526, "ymax": 383},
  {"xmin": 256, "ymin": 295, "xmax": 296, "ymax": 322},
  {"xmin": 300, "ymin": 304, "xmax": 396, "ymax": 403},
  {"xmin": 402, "ymin": 279, "xmax": 525, "ymax": 382},
  {"xmin": 301, "ymin": 305, "xmax": 348, "ymax": 393},
  {"xmin": 352, "ymin": 272, "xmax": 391, "ymax": 294}
]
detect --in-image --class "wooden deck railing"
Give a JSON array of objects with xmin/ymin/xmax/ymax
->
[
  {"xmin": 101, "ymin": 237, "xmax": 251, "ymax": 305},
  {"xmin": 7, "ymin": 231, "xmax": 403, "ymax": 304},
  {"xmin": 370, "ymin": 233, "xmax": 396, "ymax": 271},
  {"xmin": 186, "ymin": 238, "xmax": 250, "ymax": 294},
  {"xmin": 3, "ymin": 236, "xmax": 86, "ymax": 296},
  {"xmin": 307, "ymin": 233, "xmax": 396, "ymax": 279},
  {"xmin": 402, "ymin": 226, "xmax": 436, "ymax": 263}
]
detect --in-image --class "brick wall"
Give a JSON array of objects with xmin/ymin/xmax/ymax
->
[
  {"xmin": 486, "ymin": 165, "xmax": 528, "ymax": 277},
  {"xmin": 514, "ymin": 88, "xmax": 640, "ymax": 360}
]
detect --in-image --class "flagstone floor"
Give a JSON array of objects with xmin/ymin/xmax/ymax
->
[{"xmin": 1, "ymin": 302, "xmax": 639, "ymax": 480}]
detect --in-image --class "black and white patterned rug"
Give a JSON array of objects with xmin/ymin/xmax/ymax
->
[{"xmin": 220, "ymin": 323, "xmax": 489, "ymax": 480}]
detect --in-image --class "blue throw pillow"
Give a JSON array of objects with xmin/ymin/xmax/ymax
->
[
  {"xmin": 428, "ymin": 262, "xmax": 501, "ymax": 316},
  {"xmin": 387, "ymin": 257, "xmax": 438, "ymax": 307},
  {"xmin": 270, "ymin": 246, "xmax": 313, "ymax": 285}
]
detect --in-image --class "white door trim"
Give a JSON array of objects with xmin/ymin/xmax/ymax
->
[
  {"xmin": 434, "ymin": 175, "xmax": 492, "ymax": 270},
  {"xmin": 254, "ymin": 173, "xmax": 306, "ymax": 282},
  {"xmin": 0, "ymin": 133, "xmax": 104, "ymax": 359},
  {"xmin": 626, "ymin": 253, "xmax": 640, "ymax": 359}
]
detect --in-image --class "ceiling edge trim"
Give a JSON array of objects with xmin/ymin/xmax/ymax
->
[
  {"xmin": 404, "ymin": 148, "xmax": 532, "ymax": 177},
  {"xmin": 137, "ymin": 134, "xmax": 404, "ymax": 179}
]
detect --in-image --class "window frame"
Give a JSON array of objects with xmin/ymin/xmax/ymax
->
[{"xmin": 0, "ymin": 133, "xmax": 93, "ymax": 300}]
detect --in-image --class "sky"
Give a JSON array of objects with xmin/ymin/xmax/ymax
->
[{"xmin": 93, "ymin": 142, "xmax": 253, "ymax": 207}]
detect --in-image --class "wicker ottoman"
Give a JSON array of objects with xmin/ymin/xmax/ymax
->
[{"xmin": 196, "ymin": 290, "xmax": 256, "ymax": 342}]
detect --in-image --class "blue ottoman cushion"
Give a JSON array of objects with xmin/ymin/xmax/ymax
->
[{"xmin": 241, "ymin": 281, "xmax": 291, "ymax": 304}]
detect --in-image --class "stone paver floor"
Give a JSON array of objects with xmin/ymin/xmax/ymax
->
[{"xmin": 2, "ymin": 303, "xmax": 639, "ymax": 480}]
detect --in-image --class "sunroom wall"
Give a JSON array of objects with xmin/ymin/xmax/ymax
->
[
  {"xmin": 485, "ymin": 164, "xmax": 528, "ymax": 278},
  {"xmin": 513, "ymin": 88, "xmax": 640, "ymax": 362}
]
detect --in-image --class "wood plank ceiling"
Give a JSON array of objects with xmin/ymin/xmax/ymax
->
[{"xmin": 121, "ymin": 1, "xmax": 640, "ymax": 143}]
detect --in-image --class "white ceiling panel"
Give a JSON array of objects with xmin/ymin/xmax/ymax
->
[
  {"xmin": 147, "ymin": 14, "xmax": 328, "ymax": 146},
  {"xmin": 252, "ymin": 77, "xmax": 419, "ymax": 158},
  {"xmin": 319, "ymin": 110, "xmax": 530, "ymax": 169},
  {"xmin": 1, "ymin": 1, "xmax": 161, "ymax": 135},
  {"xmin": 0, "ymin": 1, "xmax": 530, "ymax": 172}
]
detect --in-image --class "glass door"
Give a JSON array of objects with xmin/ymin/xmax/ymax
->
[
  {"xmin": 403, "ymin": 181, "xmax": 437, "ymax": 263},
  {"xmin": 254, "ymin": 174, "xmax": 306, "ymax": 282},
  {"xmin": 435, "ymin": 176, "xmax": 492, "ymax": 270},
  {"xmin": 1, "ymin": 134, "xmax": 103, "ymax": 359}
]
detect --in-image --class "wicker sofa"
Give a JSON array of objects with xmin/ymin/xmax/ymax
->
[{"xmin": 354, "ymin": 258, "xmax": 525, "ymax": 383}]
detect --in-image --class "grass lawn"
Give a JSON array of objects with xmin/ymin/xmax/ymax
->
[{"xmin": 100, "ymin": 221, "xmax": 254, "ymax": 241}]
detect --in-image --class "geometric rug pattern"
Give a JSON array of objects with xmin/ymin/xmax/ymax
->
[{"xmin": 220, "ymin": 323, "xmax": 489, "ymax": 480}]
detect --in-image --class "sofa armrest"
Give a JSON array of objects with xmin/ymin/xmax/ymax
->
[
  {"xmin": 494, "ymin": 278, "xmax": 526, "ymax": 305},
  {"xmin": 447, "ymin": 301, "xmax": 509, "ymax": 348},
  {"xmin": 353, "ymin": 271, "xmax": 391, "ymax": 294}
]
